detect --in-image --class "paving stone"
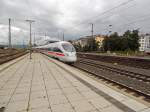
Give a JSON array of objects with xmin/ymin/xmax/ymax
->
[
  {"xmin": 82, "ymin": 91, "xmax": 100, "ymax": 99},
  {"xmin": 29, "ymin": 96, "xmax": 49, "ymax": 110},
  {"xmin": 71, "ymin": 100, "xmax": 95, "ymax": 112},
  {"xmin": 5, "ymin": 101, "xmax": 28, "ymax": 112},
  {"xmin": 0, "ymin": 95, "xmax": 10, "ymax": 105},
  {"xmin": 62, "ymin": 87, "xmax": 79, "ymax": 95},
  {"xmin": 88, "ymin": 97, "xmax": 112, "ymax": 109},
  {"xmin": 47, "ymin": 89, "xmax": 63, "ymax": 96},
  {"xmin": 28, "ymin": 107, "xmax": 51, "ymax": 112},
  {"xmin": 46, "ymin": 83, "xmax": 59, "ymax": 90},
  {"xmin": 0, "ymin": 89, "xmax": 13, "ymax": 96},
  {"xmin": 49, "ymin": 94, "xmax": 68, "ymax": 105},
  {"xmin": 10, "ymin": 93, "xmax": 29, "ymax": 102},
  {"xmin": 51, "ymin": 103, "xmax": 74, "ymax": 112},
  {"xmin": 66, "ymin": 93, "xmax": 84, "ymax": 102},
  {"xmin": 30, "ymin": 91, "xmax": 47, "ymax": 100},
  {"xmin": 14, "ymin": 87, "xmax": 30, "ymax": 94}
]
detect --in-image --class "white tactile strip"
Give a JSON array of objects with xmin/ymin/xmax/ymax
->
[
  {"xmin": 0, "ymin": 53, "xmax": 149, "ymax": 112},
  {"xmin": 43, "ymin": 54, "xmax": 150, "ymax": 112}
]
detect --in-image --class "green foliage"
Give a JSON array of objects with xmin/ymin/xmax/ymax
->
[
  {"xmin": 86, "ymin": 37, "xmax": 99, "ymax": 51},
  {"xmin": 74, "ymin": 43, "xmax": 82, "ymax": 52},
  {"xmin": 68, "ymin": 40, "xmax": 73, "ymax": 43},
  {"xmin": 103, "ymin": 30, "xmax": 140, "ymax": 51}
]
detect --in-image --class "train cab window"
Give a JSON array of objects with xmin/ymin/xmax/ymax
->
[
  {"xmin": 53, "ymin": 47, "xmax": 62, "ymax": 53},
  {"xmin": 62, "ymin": 43, "xmax": 75, "ymax": 52}
]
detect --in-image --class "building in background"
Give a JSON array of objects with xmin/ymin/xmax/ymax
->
[
  {"xmin": 73, "ymin": 35, "xmax": 106, "ymax": 49},
  {"xmin": 94, "ymin": 35, "xmax": 106, "ymax": 49},
  {"xmin": 72, "ymin": 36, "xmax": 90, "ymax": 47},
  {"xmin": 139, "ymin": 34, "xmax": 150, "ymax": 51}
]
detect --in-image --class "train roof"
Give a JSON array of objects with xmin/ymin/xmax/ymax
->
[{"xmin": 35, "ymin": 41, "xmax": 71, "ymax": 48}]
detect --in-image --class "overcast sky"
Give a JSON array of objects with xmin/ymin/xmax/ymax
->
[{"xmin": 0, "ymin": 0, "xmax": 150, "ymax": 45}]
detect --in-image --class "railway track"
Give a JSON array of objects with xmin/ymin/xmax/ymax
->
[
  {"xmin": 77, "ymin": 53, "xmax": 150, "ymax": 69},
  {"xmin": 73, "ymin": 58, "xmax": 150, "ymax": 101},
  {"xmin": 0, "ymin": 49, "xmax": 28, "ymax": 64}
]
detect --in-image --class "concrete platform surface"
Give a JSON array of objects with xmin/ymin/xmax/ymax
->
[{"xmin": 0, "ymin": 53, "xmax": 149, "ymax": 112}]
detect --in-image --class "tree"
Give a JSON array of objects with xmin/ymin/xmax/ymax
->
[
  {"xmin": 103, "ymin": 30, "xmax": 140, "ymax": 52},
  {"xmin": 87, "ymin": 37, "xmax": 99, "ymax": 51},
  {"xmin": 68, "ymin": 40, "xmax": 73, "ymax": 43},
  {"xmin": 110, "ymin": 32, "xmax": 119, "ymax": 38},
  {"xmin": 73, "ymin": 43, "xmax": 82, "ymax": 52},
  {"xmin": 123, "ymin": 30, "xmax": 140, "ymax": 51}
]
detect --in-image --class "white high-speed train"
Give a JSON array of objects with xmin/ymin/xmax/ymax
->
[{"xmin": 36, "ymin": 41, "xmax": 77, "ymax": 63}]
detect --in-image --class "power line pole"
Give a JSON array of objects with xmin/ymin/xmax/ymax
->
[
  {"xmin": 45, "ymin": 33, "xmax": 46, "ymax": 40},
  {"xmin": 22, "ymin": 40, "xmax": 25, "ymax": 48},
  {"xmin": 8, "ymin": 18, "xmax": 11, "ymax": 48},
  {"xmin": 63, "ymin": 32, "xmax": 64, "ymax": 41},
  {"xmin": 58, "ymin": 32, "xmax": 59, "ymax": 39},
  {"xmin": 34, "ymin": 33, "xmax": 35, "ymax": 46},
  {"xmin": 91, "ymin": 23, "xmax": 94, "ymax": 38},
  {"xmin": 26, "ymin": 20, "xmax": 35, "ymax": 59}
]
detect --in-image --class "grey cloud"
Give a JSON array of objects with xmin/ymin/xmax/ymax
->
[{"xmin": 0, "ymin": 0, "xmax": 150, "ymax": 44}]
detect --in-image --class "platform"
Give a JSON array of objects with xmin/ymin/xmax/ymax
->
[{"xmin": 0, "ymin": 53, "xmax": 149, "ymax": 112}]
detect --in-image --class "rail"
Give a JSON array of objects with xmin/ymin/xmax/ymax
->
[
  {"xmin": 73, "ymin": 58, "xmax": 150, "ymax": 100},
  {"xmin": 0, "ymin": 50, "xmax": 28, "ymax": 65}
]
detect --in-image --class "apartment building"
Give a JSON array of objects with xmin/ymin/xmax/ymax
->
[{"xmin": 139, "ymin": 34, "xmax": 150, "ymax": 51}]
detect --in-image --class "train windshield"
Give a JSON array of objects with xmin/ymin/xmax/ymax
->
[{"xmin": 62, "ymin": 43, "xmax": 75, "ymax": 52}]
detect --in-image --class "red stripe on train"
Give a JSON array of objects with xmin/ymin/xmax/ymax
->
[
  {"xmin": 48, "ymin": 51, "xmax": 65, "ymax": 56},
  {"xmin": 55, "ymin": 53, "xmax": 65, "ymax": 56},
  {"xmin": 48, "ymin": 52, "xmax": 55, "ymax": 55}
]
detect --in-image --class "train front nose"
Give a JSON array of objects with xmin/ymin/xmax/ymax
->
[{"xmin": 65, "ymin": 52, "xmax": 77, "ymax": 62}]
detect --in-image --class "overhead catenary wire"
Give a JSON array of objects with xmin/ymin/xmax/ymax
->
[
  {"xmin": 1, "ymin": 0, "xmax": 150, "ymax": 41},
  {"xmin": 63, "ymin": 0, "xmax": 136, "ymax": 33},
  {"xmin": 79, "ymin": 0, "xmax": 135, "ymax": 25},
  {"xmin": 109, "ymin": 14, "xmax": 150, "ymax": 33},
  {"xmin": 76, "ymin": 14, "xmax": 150, "ymax": 38},
  {"xmin": 0, "ymin": 0, "xmax": 138, "ymax": 37}
]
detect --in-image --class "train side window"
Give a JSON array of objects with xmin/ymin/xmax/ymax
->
[
  {"xmin": 53, "ymin": 47, "xmax": 62, "ymax": 53},
  {"xmin": 48, "ymin": 48, "xmax": 52, "ymax": 51},
  {"xmin": 51, "ymin": 47, "xmax": 54, "ymax": 51},
  {"xmin": 53, "ymin": 47, "xmax": 56, "ymax": 52},
  {"xmin": 57, "ymin": 49, "xmax": 62, "ymax": 53}
]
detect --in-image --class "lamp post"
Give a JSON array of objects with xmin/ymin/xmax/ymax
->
[{"xmin": 26, "ymin": 20, "xmax": 35, "ymax": 59}]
